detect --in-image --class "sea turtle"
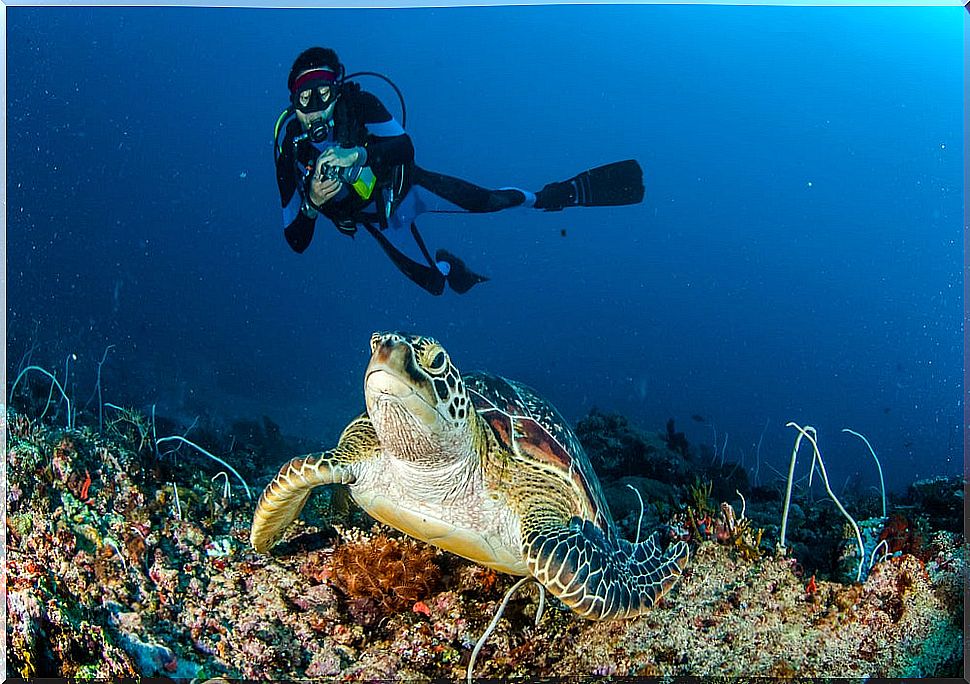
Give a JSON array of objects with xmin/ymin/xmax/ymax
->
[{"xmin": 251, "ymin": 332, "xmax": 689, "ymax": 620}]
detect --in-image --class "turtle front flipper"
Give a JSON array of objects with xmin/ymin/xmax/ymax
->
[
  {"xmin": 250, "ymin": 415, "xmax": 378, "ymax": 553},
  {"xmin": 524, "ymin": 519, "xmax": 689, "ymax": 620}
]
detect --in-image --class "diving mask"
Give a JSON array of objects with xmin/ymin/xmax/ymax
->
[{"xmin": 291, "ymin": 67, "xmax": 339, "ymax": 114}]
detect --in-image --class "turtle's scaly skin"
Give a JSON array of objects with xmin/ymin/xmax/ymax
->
[
  {"xmin": 250, "ymin": 332, "xmax": 688, "ymax": 620},
  {"xmin": 249, "ymin": 416, "xmax": 369, "ymax": 552}
]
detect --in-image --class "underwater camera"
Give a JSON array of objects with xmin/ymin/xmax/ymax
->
[
  {"xmin": 318, "ymin": 163, "xmax": 341, "ymax": 181},
  {"xmin": 314, "ymin": 156, "xmax": 376, "ymax": 200}
]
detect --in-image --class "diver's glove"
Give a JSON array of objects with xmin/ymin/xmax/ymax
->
[
  {"xmin": 435, "ymin": 249, "xmax": 489, "ymax": 294},
  {"xmin": 304, "ymin": 164, "xmax": 343, "ymax": 213},
  {"xmin": 317, "ymin": 145, "xmax": 367, "ymax": 169}
]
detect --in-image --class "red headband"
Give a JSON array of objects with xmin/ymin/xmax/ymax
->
[{"xmin": 292, "ymin": 68, "xmax": 337, "ymax": 93}]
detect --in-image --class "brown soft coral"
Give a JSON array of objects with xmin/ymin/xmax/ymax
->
[
  {"xmin": 877, "ymin": 513, "xmax": 926, "ymax": 559},
  {"xmin": 328, "ymin": 533, "xmax": 442, "ymax": 624}
]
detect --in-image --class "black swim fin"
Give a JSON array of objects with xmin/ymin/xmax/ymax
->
[
  {"xmin": 534, "ymin": 159, "xmax": 645, "ymax": 211},
  {"xmin": 435, "ymin": 249, "xmax": 490, "ymax": 294}
]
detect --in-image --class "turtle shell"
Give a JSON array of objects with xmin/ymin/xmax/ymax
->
[{"xmin": 465, "ymin": 372, "xmax": 614, "ymax": 535}]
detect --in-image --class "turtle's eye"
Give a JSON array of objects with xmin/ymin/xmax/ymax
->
[{"xmin": 427, "ymin": 349, "xmax": 448, "ymax": 374}]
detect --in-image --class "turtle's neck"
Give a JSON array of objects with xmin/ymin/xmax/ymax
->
[
  {"xmin": 371, "ymin": 395, "xmax": 483, "ymax": 475},
  {"xmin": 372, "ymin": 411, "xmax": 485, "ymax": 506}
]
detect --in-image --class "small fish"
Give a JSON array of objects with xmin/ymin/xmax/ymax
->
[{"xmin": 691, "ymin": 414, "xmax": 708, "ymax": 424}]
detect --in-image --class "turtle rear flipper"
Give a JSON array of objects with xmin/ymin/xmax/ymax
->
[
  {"xmin": 524, "ymin": 519, "xmax": 689, "ymax": 620},
  {"xmin": 250, "ymin": 415, "xmax": 376, "ymax": 553}
]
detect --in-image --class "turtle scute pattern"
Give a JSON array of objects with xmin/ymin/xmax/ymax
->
[
  {"xmin": 465, "ymin": 374, "xmax": 613, "ymax": 533},
  {"xmin": 464, "ymin": 371, "xmax": 689, "ymax": 619}
]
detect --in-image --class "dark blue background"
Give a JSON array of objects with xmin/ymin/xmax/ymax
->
[{"xmin": 7, "ymin": 6, "xmax": 964, "ymax": 493}]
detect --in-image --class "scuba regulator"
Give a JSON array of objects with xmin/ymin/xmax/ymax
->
[{"xmin": 307, "ymin": 118, "xmax": 329, "ymax": 143}]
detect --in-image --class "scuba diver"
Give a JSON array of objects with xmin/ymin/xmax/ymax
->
[{"xmin": 275, "ymin": 47, "xmax": 646, "ymax": 295}]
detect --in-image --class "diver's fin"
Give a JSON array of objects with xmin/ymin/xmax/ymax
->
[
  {"xmin": 435, "ymin": 249, "xmax": 490, "ymax": 294},
  {"xmin": 534, "ymin": 159, "xmax": 645, "ymax": 211}
]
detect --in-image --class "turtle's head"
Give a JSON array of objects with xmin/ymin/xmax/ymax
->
[{"xmin": 364, "ymin": 332, "xmax": 474, "ymax": 465}]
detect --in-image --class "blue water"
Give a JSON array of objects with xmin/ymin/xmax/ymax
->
[{"xmin": 7, "ymin": 5, "xmax": 964, "ymax": 494}]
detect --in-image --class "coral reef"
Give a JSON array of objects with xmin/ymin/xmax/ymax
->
[
  {"xmin": 906, "ymin": 476, "xmax": 965, "ymax": 532},
  {"xmin": 556, "ymin": 541, "xmax": 966, "ymax": 678},
  {"xmin": 575, "ymin": 408, "xmax": 692, "ymax": 483},
  {"xmin": 5, "ymin": 407, "xmax": 966, "ymax": 679}
]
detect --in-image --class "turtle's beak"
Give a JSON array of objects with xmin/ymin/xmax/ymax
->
[
  {"xmin": 364, "ymin": 368, "xmax": 436, "ymax": 422},
  {"xmin": 364, "ymin": 342, "xmax": 440, "ymax": 428}
]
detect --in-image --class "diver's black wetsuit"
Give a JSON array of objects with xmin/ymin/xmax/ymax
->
[{"xmin": 276, "ymin": 82, "xmax": 528, "ymax": 295}]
